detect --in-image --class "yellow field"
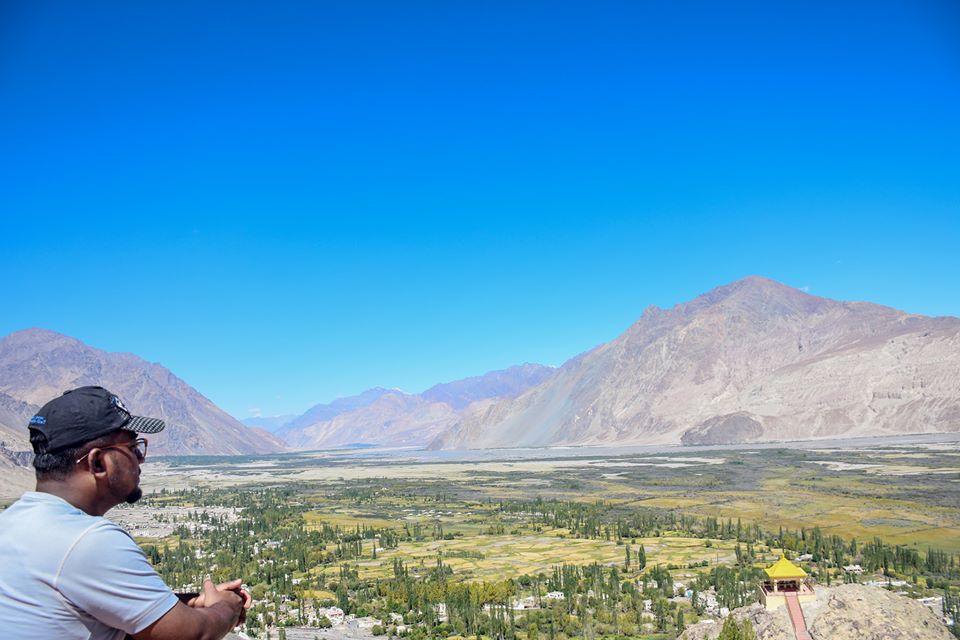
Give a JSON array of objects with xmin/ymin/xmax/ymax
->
[
  {"xmin": 630, "ymin": 478, "xmax": 960, "ymax": 553},
  {"xmin": 304, "ymin": 510, "xmax": 398, "ymax": 530},
  {"xmin": 351, "ymin": 531, "xmax": 737, "ymax": 581}
]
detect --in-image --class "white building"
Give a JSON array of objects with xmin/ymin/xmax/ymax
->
[{"xmin": 317, "ymin": 606, "xmax": 345, "ymax": 626}]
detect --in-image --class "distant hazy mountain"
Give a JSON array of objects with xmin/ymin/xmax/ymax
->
[
  {"xmin": 283, "ymin": 392, "xmax": 459, "ymax": 449},
  {"xmin": 280, "ymin": 365, "xmax": 556, "ymax": 449},
  {"xmin": 0, "ymin": 329, "xmax": 286, "ymax": 456},
  {"xmin": 280, "ymin": 387, "xmax": 396, "ymax": 436},
  {"xmin": 432, "ymin": 276, "xmax": 960, "ymax": 449},
  {"xmin": 241, "ymin": 414, "xmax": 298, "ymax": 433},
  {"xmin": 422, "ymin": 364, "xmax": 556, "ymax": 410}
]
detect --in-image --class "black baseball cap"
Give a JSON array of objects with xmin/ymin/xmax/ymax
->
[{"xmin": 28, "ymin": 386, "xmax": 165, "ymax": 453}]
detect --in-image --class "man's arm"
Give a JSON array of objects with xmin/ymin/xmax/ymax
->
[{"xmin": 132, "ymin": 578, "xmax": 243, "ymax": 640}]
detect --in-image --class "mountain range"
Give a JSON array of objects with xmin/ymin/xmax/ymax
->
[
  {"xmin": 2, "ymin": 276, "xmax": 958, "ymax": 459},
  {"xmin": 0, "ymin": 329, "xmax": 285, "ymax": 456},
  {"xmin": 246, "ymin": 363, "xmax": 557, "ymax": 449},
  {"xmin": 0, "ymin": 328, "xmax": 556, "ymax": 456},
  {"xmin": 432, "ymin": 276, "xmax": 960, "ymax": 449}
]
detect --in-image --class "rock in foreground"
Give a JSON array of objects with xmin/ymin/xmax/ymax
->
[{"xmin": 680, "ymin": 584, "xmax": 953, "ymax": 640}]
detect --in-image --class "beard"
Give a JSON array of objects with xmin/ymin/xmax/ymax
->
[{"xmin": 125, "ymin": 487, "xmax": 143, "ymax": 504}]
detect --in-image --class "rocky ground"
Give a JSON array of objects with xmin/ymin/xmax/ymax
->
[{"xmin": 680, "ymin": 584, "xmax": 954, "ymax": 640}]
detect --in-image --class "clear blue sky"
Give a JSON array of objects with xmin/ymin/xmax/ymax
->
[{"xmin": 2, "ymin": 1, "xmax": 958, "ymax": 418}]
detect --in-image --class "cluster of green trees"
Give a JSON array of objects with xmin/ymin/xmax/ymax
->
[
  {"xmin": 372, "ymin": 557, "xmax": 692, "ymax": 640},
  {"xmin": 693, "ymin": 566, "xmax": 763, "ymax": 611},
  {"xmin": 510, "ymin": 499, "xmax": 960, "ymax": 585},
  {"xmin": 500, "ymin": 497, "xmax": 960, "ymax": 586}
]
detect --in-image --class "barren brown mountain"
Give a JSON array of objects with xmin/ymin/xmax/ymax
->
[
  {"xmin": 432, "ymin": 277, "xmax": 960, "ymax": 449},
  {"xmin": 0, "ymin": 390, "xmax": 35, "ymax": 452},
  {"xmin": 0, "ymin": 329, "xmax": 285, "ymax": 456}
]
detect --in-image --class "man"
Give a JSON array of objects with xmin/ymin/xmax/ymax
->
[{"xmin": 0, "ymin": 386, "xmax": 251, "ymax": 640}]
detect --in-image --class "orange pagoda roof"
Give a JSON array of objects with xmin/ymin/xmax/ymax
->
[{"xmin": 764, "ymin": 556, "xmax": 807, "ymax": 579}]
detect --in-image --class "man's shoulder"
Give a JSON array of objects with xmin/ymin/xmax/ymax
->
[
  {"xmin": 0, "ymin": 492, "xmax": 130, "ymax": 550},
  {"xmin": 77, "ymin": 515, "xmax": 136, "ymax": 545}
]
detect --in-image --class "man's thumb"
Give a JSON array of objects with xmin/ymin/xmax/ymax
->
[{"xmin": 202, "ymin": 577, "xmax": 217, "ymax": 600}]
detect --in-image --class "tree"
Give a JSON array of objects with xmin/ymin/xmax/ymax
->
[
  {"xmin": 718, "ymin": 616, "xmax": 739, "ymax": 640},
  {"xmin": 654, "ymin": 598, "xmax": 670, "ymax": 632},
  {"xmin": 691, "ymin": 588, "xmax": 704, "ymax": 615},
  {"xmin": 717, "ymin": 616, "xmax": 757, "ymax": 640}
]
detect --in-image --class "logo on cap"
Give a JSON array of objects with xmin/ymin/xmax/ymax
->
[
  {"xmin": 29, "ymin": 415, "xmax": 46, "ymax": 426},
  {"xmin": 112, "ymin": 395, "xmax": 130, "ymax": 415}
]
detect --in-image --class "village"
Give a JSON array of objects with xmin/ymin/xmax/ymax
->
[{"xmin": 120, "ymin": 479, "xmax": 959, "ymax": 640}]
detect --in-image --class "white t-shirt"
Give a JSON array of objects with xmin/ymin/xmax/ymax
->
[{"xmin": 0, "ymin": 491, "xmax": 179, "ymax": 640}]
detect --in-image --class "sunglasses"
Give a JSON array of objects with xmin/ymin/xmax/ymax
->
[{"xmin": 76, "ymin": 438, "xmax": 148, "ymax": 465}]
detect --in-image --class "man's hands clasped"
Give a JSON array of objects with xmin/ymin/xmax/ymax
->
[{"xmin": 189, "ymin": 577, "xmax": 252, "ymax": 627}]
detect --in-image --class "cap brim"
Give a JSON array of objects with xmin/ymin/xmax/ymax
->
[{"xmin": 126, "ymin": 415, "xmax": 166, "ymax": 434}]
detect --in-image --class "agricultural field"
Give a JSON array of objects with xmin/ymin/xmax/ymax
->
[
  {"xmin": 142, "ymin": 434, "xmax": 960, "ymax": 553},
  {"xmin": 352, "ymin": 533, "xmax": 737, "ymax": 582}
]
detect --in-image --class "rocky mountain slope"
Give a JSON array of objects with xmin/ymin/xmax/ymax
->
[
  {"xmin": 0, "ymin": 451, "xmax": 33, "ymax": 503},
  {"xmin": 0, "ymin": 390, "xmax": 35, "ymax": 451},
  {"xmin": 0, "ymin": 329, "xmax": 285, "ymax": 456},
  {"xmin": 278, "ymin": 364, "xmax": 555, "ymax": 449},
  {"xmin": 432, "ymin": 277, "xmax": 960, "ymax": 449},
  {"xmin": 680, "ymin": 584, "xmax": 953, "ymax": 640},
  {"xmin": 0, "ymin": 392, "xmax": 38, "ymax": 502}
]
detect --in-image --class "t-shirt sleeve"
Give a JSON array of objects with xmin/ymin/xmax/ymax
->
[{"xmin": 56, "ymin": 520, "xmax": 179, "ymax": 634}]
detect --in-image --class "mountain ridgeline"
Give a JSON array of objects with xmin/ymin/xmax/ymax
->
[
  {"xmin": 431, "ymin": 276, "xmax": 960, "ymax": 449},
  {"xmin": 0, "ymin": 329, "xmax": 285, "ymax": 456}
]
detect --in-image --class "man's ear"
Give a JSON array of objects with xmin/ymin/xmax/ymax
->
[{"xmin": 86, "ymin": 448, "xmax": 107, "ymax": 475}]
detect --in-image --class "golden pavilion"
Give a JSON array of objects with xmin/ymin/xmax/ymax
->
[{"xmin": 760, "ymin": 555, "xmax": 815, "ymax": 610}]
